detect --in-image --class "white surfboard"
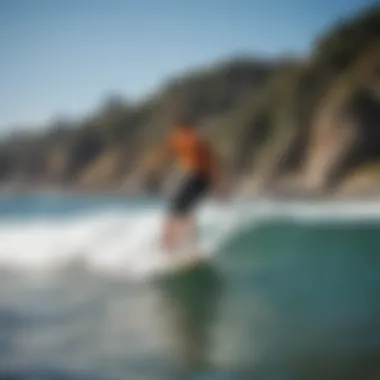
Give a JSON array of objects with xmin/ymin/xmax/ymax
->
[
  {"xmin": 157, "ymin": 248, "xmax": 208, "ymax": 273},
  {"xmin": 127, "ymin": 239, "xmax": 212, "ymax": 279}
]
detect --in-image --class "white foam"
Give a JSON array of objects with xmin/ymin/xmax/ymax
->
[{"xmin": 0, "ymin": 198, "xmax": 379, "ymax": 277}]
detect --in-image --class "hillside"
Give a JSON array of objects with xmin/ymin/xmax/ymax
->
[{"xmin": 1, "ymin": 4, "xmax": 380, "ymax": 198}]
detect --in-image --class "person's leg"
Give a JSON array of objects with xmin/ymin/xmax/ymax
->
[
  {"xmin": 162, "ymin": 217, "xmax": 176, "ymax": 250},
  {"xmin": 162, "ymin": 216, "xmax": 196, "ymax": 251},
  {"xmin": 163, "ymin": 174, "xmax": 209, "ymax": 252},
  {"xmin": 163, "ymin": 175, "xmax": 191, "ymax": 251},
  {"xmin": 176, "ymin": 215, "xmax": 197, "ymax": 246}
]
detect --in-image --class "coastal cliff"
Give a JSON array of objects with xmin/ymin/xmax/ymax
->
[{"xmin": 1, "ymin": 5, "xmax": 380, "ymax": 198}]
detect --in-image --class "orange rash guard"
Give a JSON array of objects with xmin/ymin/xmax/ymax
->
[{"xmin": 169, "ymin": 127, "xmax": 216, "ymax": 178}]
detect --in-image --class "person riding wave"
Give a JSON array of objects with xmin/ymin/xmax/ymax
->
[{"xmin": 141, "ymin": 115, "xmax": 222, "ymax": 252}]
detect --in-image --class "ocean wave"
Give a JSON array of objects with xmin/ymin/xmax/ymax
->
[{"xmin": 0, "ymin": 197, "xmax": 380, "ymax": 277}]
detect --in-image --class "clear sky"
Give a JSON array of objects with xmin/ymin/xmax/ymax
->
[{"xmin": 0, "ymin": 0, "xmax": 376, "ymax": 131}]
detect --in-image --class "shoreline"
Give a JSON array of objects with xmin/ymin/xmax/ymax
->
[{"xmin": 1, "ymin": 182, "xmax": 380, "ymax": 202}]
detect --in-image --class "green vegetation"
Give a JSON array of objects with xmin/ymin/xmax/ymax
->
[{"xmin": 1, "ymin": 5, "xmax": 380, "ymax": 197}]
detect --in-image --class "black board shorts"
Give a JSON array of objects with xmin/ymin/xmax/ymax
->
[{"xmin": 169, "ymin": 173, "xmax": 211, "ymax": 216}]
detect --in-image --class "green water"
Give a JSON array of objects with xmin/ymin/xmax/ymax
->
[{"xmin": 1, "ymin": 220, "xmax": 380, "ymax": 380}]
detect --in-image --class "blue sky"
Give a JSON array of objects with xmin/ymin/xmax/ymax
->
[{"xmin": 0, "ymin": 0, "xmax": 376, "ymax": 131}]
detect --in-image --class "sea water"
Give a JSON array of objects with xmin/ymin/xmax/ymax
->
[{"xmin": 1, "ymin": 194, "xmax": 380, "ymax": 379}]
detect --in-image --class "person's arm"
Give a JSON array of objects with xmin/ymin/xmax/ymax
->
[
  {"xmin": 122, "ymin": 139, "xmax": 173, "ymax": 193},
  {"xmin": 132, "ymin": 140, "xmax": 173, "ymax": 194},
  {"xmin": 139, "ymin": 140, "xmax": 173, "ymax": 177}
]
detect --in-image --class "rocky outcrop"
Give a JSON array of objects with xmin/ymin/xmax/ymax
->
[{"xmin": 1, "ymin": 6, "xmax": 380, "ymax": 198}]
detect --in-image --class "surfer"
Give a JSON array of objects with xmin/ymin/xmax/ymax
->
[{"xmin": 141, "ymin": 115, "xmax": 222, "ymax": 251}]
